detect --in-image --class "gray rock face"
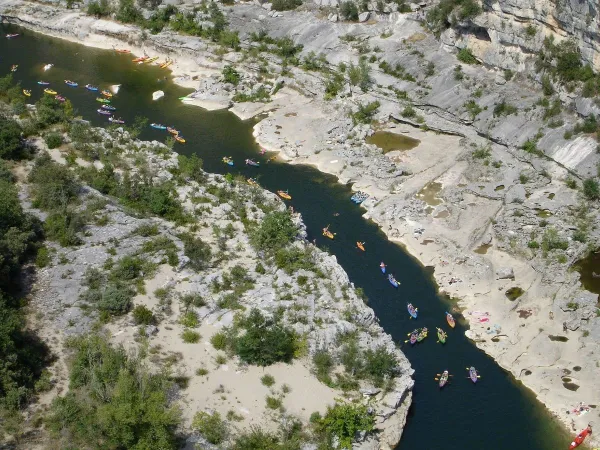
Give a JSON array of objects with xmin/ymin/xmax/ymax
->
[
  {"xmin": 496, "ymin": 267, "xmax": 515, "ymax": 280},
  {"xmin": 358, "ymin": 11, "xmax": 370, "ymax": 22}
]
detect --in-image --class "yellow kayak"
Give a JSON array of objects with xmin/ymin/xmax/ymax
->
[
  {"xmin": 174, "ymin": 135, "xmax": 186, "ymax": 144},
  {"xmin": 160, "ymin": 61, "xmax": 173, "ymax": 69},
  {"xmin": 322, "ymin": 225, "xmax": 335, "ymax": 239},
  {"xmin": 101, "ymin": 89, "xmax": 113, "ymax": 98},
  {"xmin": 277, "ymin": 190, "xmax": 291, "ymax": 200},
  {"xmin": 356, "ymin": 242, "xmax": 365, "ymax": 251},
  {"xmin": 43, "ymin": 88, "xmax": 57, "ymax": 95},
  {"xmin": 145, "ymin": 56, "xmax": 159, "ymax": 64},
  {"xmin": 23, "ymin": 89, "xmax": 31, "ymax": 97},
  {"xmin": 247, "ymin": 178, "xmax": 259, "ymax": 187}
]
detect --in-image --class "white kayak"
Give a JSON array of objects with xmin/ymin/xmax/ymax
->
[{"xmin": 43, "ymin": 63, "xmax": 53, "ymax": 71}]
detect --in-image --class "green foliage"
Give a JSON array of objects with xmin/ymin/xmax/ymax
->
[
  {"xmin": 565, "ymin": 177, "xmax": 578, "ymax": 189},
  {"xmin": 132, "ymin": 304, "xmax": 155, "ymax": 325},
  {"xmin": 351, "ymin": 101, "xmax": 380, "ymax": 125},
  {"xmin": 318, "ymin": 403, "xmax": 374, "ymax": 449},
  {"xmin": 179, "ymin": 311, "xmax": 199, "ymax": 328},
  {"xmin": 582, "ymin": 178, "xmax": 600, "ymax": 200},
  {"xmin": 35, "ymin": 95, "xmax": 72, "ymax": 127},
  {"xmin": 312, "ymin": 350, "xmax": 334, "ymax": 383},
  {"xmin": 464, "ymin": 100, "xmax": 482, "ymax": 119},
  {"xmin": 272, "ymin": 0, "xmax": 302, "ymax": 11},
  {"xmin": 182, "ymin": 329, "xmax": 201, "ymax": 343},
  {"xmin": 0, "ymin": 117, "xmax": 26, "ymax": 159},
  {"xmin": 457, "ymin": 48, "xmax": 478, "ymax": 64},
  {"xmin": 97, "ymin": 283, "xmax": 136, "ymax": 315},
  {"xmin": 115, "ymin": 0, "xmax": 143, "ymax": 24},
  {"xmin": 378, "ymin": 61, "xmax": 416, "ymax": 82},
  {"xmin": 29, "ymin": 154, "xmax": 79, "ymax": 210},
  {"xmin": 347, "ymin": 59, "xmax": 372, "ymax": 92},
  {"xmin": 527, "ymin": 240, "xmax": 539, "ymax": 249},
  {"xmin": 44, "ymin": 132, "xmax": 63, "ymax": 149},
  {"xmin": 235, "ymin": 308, "xmax": 297, "ymax": 366},
  {"xmin": 265, "ymin": 395, "xmax": 282, "ymax": 410},
  {"xmin": 145, "ymin": 5, "xmax": 178, "ymax": 34},
  {"xmin": 324, "ymin": 72, "xmax": 345, "ymax": 100},
  {"xmin": 182, "ymin": 235, "xmax": 212, "ymax": 270},
  {"xmin": 362, "ymin": 347, "xmax": 397, "ymax": 387},
  {"xmin": 46, "ymin": 335, "xmax": 180, "ymax": 448},
  {"xmin": 232, "ymin": 86, "xmax": 271, "ymax": 103},
  {"xmin": 231, "ymin": 427, "xmax": 281, "ymax": 449},
  {"xmin": 192, "ymin": 411, "xmax": 227, "ymax": 444},
  {"xmin": 44, "ymin": 209, "xmax": 84, "ymax": 246},
  {"xmin": 260, "ymin": 374, "xmax": 275, "ymax": 387},
  {"xmin": 340, "ymin": 1, "xmax": 359, "ymax": 20},
  {"xmin": 211, "ymin": 332, "xmax": 228, "ymax": 350},
  {"xmin": 541, "ymin": 75, "xmax": 554, "ymax": 96},
  {"xmin": 35, "ymin": 246, "xmax": 51, "ymax": 268},
  {"xmin": 222, "ymin": 65, "xmax": 241, "ymax": 85},
  {"xmin": 87, "ymin": 0, "xmax": 111, "ymax": 17},
  {"xmin": 274, "ymin": 247, "xmax": 315, "ymax": 274},
  {"xmin": 541, "ymin": 227, "xmax": 568, "ymax": 252},
  {"xmin": 472, "ymin": 145, "xmax": 491, "ymax": 159},
  {"xmin": 427, "ymin": 0, "xmax": 481, "ymax": 35},
  {"xmin": 573, "ymin": 114, "xmax": 598, "ymax": 134},
  {"xmin": 251, "ymin": 210, "xmax": 297, "ymax": 254},
  {"xmin": 493, "ymin": 100, "xmax": 518, "ymax": 117}
]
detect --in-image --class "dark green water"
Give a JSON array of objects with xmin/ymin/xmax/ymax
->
[{"xmin": 1, "ymin": 24, "xmax": 571, "ymax": 449}]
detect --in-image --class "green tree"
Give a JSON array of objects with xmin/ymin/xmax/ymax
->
[
  {"xmin": 250, "ymin": 210, "xmax": 297, "ymax": 253},
  {"xmin": 340, "ymin": 1, "xmax": 359, "ymax": 20},
  {"xmin": 222, "ymin": 65, "xmax": 241, "ymax": 85},
  {"xmin": 0, "ymin": 118, "xmax": 24, "ymax": 159},
  {"xmin": 583, "ymin": 178, "xmax": 600, "ymax": 200},
  {"xmin": 318, "ymin": 403, "xmax": 374, "ymax": 449}
]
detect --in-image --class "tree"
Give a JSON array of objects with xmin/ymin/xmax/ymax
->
[
  {"xmin": 251, "ymin": 211, "xmax": 297, "ymax": 253},
  {"xmin": 0, "ymin": 117, "xmax": 24, "ymax": 159},
  {"xmin": 222, "ymin": 65, "xmax": 241, "ymax": 85},
  {"xmin": 583, "ymin": 178, "xmax": 600, "ymax": 200},
  {"xmin": 340, "ymin": 1, "xmax": 358, "ymax": 21},
  {"xmin": 347, "ymin": 59, "xmax": 371, "ymax": 94},
  {"xmin": 318, "ymin": 403, "xmax": 374, "ymax": 449}
]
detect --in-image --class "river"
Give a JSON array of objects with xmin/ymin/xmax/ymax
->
[{"xmin": 1, "ymin": 23, "xmax": 571, "ymax": 449}]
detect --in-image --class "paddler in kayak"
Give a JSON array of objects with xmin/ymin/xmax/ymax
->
[
  {"xmin": 380, "ymin": 262, "xmax": 386, "ymax": 273},
  {"xmin": 569, "ymin": 425, "xmax": 592, "ymax": 449}
]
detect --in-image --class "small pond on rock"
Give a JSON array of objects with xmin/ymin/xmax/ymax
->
[
  {"xmin": 573, "ymin": 250, "xmax": 600, "ymax": 295},
  {"xmin": 366, "ymin": 131, "xmax": 420, "ymax": 153}
]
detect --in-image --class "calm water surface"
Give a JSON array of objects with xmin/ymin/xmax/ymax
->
[{"xmin": 1, "ymin": 24, "xmax": 571, "ymax": 449}]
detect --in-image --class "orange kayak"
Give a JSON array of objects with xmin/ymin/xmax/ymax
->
[
  {"xmin": 115, "ymin": 49, "xmax": 130, "ymax": 53},
  {"xmin": 569, "ymin": 427, "xmax": 591, "ymax": 449},
  {"xmin": 277, "ymin": 190, "xmax": 291, "ymax": 200},
  {"xmin": 446, "ymin": 312, "xmax": 456, "ymax": 328},
  {"xmin": 356, "ymin": 242, "xmax": 365, "ymax": 251}
]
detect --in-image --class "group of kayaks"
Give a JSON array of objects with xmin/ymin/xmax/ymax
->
[
  {"xmin": 434, "ymin": 367, "xmax": 481, "ymax": 388},
  {"xmin": 150, "ymin": 124, "xmax": 186, "ymax": 143},
  {"xmin": 129, "ymin": 53, "xmax": 172, "ymax": 68},
  {"xmin": 350, "ymin": 191, "xmax": 369, "ymax": 204}
]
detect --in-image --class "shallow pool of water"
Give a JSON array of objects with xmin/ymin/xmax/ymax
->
[{"xmin": 366, "ymin": 130, "xmax": 420, "ymax": 153}]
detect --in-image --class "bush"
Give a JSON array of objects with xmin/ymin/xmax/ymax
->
[
  {"xmin": 29, "ymin": 154, "xmax": 79, "ymax": 210},
  {"xmin": 265, "ymin": 395, "xmax": 282, "ymax": 410},
  {"xmin": 182, "ymin": 329, "xmax": 201, "ymax": 343},
  {"xmin": 251, "ymin": 211, "xmax": 297, "ymax": 253},
  {"xmin": 260, "ymin": 374, "xmax": 275, "ymax": 387},
  {"xmin": 46, "ymin": 335, "xmax": 180, "ymax": 449},
  {"xmin": 192, "ymin": 411, "xmax": 227, "ymax": 445},
  {"xmin": 210, "ymin": 332, "xmax": 228, "ymax": 350},
  {"xmin": 235, "ymin": 308, "xmax": 297, "ymax": 366},
  {"xmin": 457, "ymin": 48, "xmax": 478, "ymax": 64},
  {"xmin": 0, "ymin": 117, "xmax": 25, "ymax": 159},
  {"xmin": 362, "ymin": 347, "xmax": 397, "ymax": 387},
  {"xmin": 115, "ymin": 0, "xmax": 143, "ymax": 23},
  {"xmin": 274, "ymin": 247, "xmax": 315, "ymax": 274},
  {"xmin": 352, "ymin": 101, "xmax": 380, "ymax": 125},
  {"xmin": 493, "ymin": 100, "xmax": 518, "ymax": 117},
  {"xmin": 271, "ymin": 0, "xmax": 302, "ymax": 11},
  {"xmin": 132, "ymin": 305, "xmax": 154, "ymax": 325},
  {"xmin": 318, "ymin": 403, "xmax": 374, "ymax": 449},
  {"xmin": 97, "ymin": 283, "xmax": 135, "ymax": 315},
  {"xmin": 313, "ymin": 350, "xmax": 334, "ymax": 383},
  {"xmin": 527, "ymin": 241, "xmax": 539, "ymax": 249},
  {"xmin": 426, "ymin": 0, "xmax": 481, "ymax": 35},
  {"xmin": 231, "ymin": 427, "xmax": 280, "ymax": 450},
  {"xmin": 87, "ymin": 0, "xmax": 111, "ymax": 16},
  {"xmin": 45, "ymin": 133, "xmax": 62, "ymax": 149},
  {"xmin": 35, "ymin": 246, "xmax": 51, "ymax": 268},
  {"xmin": 340, "ymin": 1, "xmax": 359, "ymax": 20},
  {"xmin": 582, "ymin": 178, "xmax": 600, "ymax": 200},
  {"xmin": 182, "ymin": 235, "xmax": 212, "ymax": 270},
  {"xmin": 222, "ymin": 65, "xmax": 241, "ymax": 85},
  {"xmin": 44, "ymin": 210, "xmax": 84, "ymax": 246},
  {"xmin": 541, "ymin": 227, "xmax": 568, "ymax": 252},
  {"xmin": 179, "ymin": 311, "xmax": 199, "ymax": 328}
]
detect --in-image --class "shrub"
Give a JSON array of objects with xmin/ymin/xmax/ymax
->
[
  {"xmin": 401, "ymin": 105, "xmax": 416, "ymax": 118},
  {"xmin": 527, "ymin": 241, "xmax": 539, "ymax": 249},
  {"xmin": 192, "ymin": 411, "xmax": 227, "ymax": 445},
  {"xmin": 541, "ymin": 227, "xmax": 568, "ymax": 252},
  {"xmin": 222, "ymin": 65, "xmax": 241, "ymax": 85},
  {"xmin": 87, "ymin": 0, "xmax": 111, "ymax": 16},
  {"xmin": 0, "ymin": 118, "xmax": 25, "ymax": 159},
  {"xmin": 493, "ymin": 100, "xmax": 518, "ymax": 117},
  {"xmin": 132, "ymin": 305, "xmax": 155, "ymax": 325},
  {"xmin": 312, "ymin": 350, "xmax": 334, "ymax": 382},
  {"xmin": 426, "ymin": 0, "xmax": 481, "ymax": 35},
  {"xmin": 582, "ymin": 178, "xmax": 600, "ymax": 200},
  {"xmin": 44, "ymin": 210, "xmax": 84, "ymax": 246},
  {"xmin": 35, "ymin": 246, "xmax": 51, "ymax": 268},
  {"xmin": 179, "ymin": 311, "xmax": 199, "ymax": 328},
  {"xmin": 457, "ymin": 48, "xmax": 478, "ymax": 64},
  {"xmin": 178, "ymin": 154, "xmax": 205, "ymax": 184},
  {"xmin": 271, "ymin": 0, "xmax": 302, "ymax": 11},
  {"xmin": 352, "ymin": 101, "xmax": 380, "ymax": 124},
  {"xmin": 235, "ymin": 308, "xmax": 297, "ymax": 366},
  {"xmin": 318, "ymin": 403, "xmax": 375, "ymax": 449},
  {"xmin": 97, "ymin": 283, "xmax": 135, "ymax": 315},
  {"xmin": 362, "ymin": 347, "xmax": 397, "ymax": 387},
  {"xmin": 274, "ymin": 247, "xmax": 315, "ymax": 274},
  {"xmin": 565, "ymin": 177, "xmax": 578, "ymax": 189},
  {"xmin": 29, "ymin": 154, "xmax": 79, "ymax": 210},
  {"xmin": 472, "ymin": 145, "xmax": 491, "ymax": 159},
  {"xmin": 45, "ymin": 133, "xmax": 62, "ymax": 149},
  {"xmin": 231, "ymin": 427, "xmax": 280, "ymax": 449},
  {"xmin": 265, "ymin": 395, "xmax": 282, "ymax": 410},
  {"xmin": 340, "ymin": 1, "xmax": 359, "ymax": 20},
  {"xmin": 210, "ymin": 332, "xmax": 228, "ymax": 350},
  {"xmin": 182, "ymin": 235, "xmax": 212, "ymax": 270},
  {"xmin": 182, "ymin": 329, "xmax": 201, "ymax": 343},
  {"xmin": 251, "ymin": 211, "xmax": 297, "ymax": 253},
  {"xmin": 260, "ymin": 374, "xmax": 275, "ymax": 387}
]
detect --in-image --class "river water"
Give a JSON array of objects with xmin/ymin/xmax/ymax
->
[{"xmin": 1, "ymin": 24, "xmax": 571, "ymax": 449}]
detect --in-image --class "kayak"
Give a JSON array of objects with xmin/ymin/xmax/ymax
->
[
  {"xmin": 223, "ymin": 157, "xmax": 234, "ymax": 166},
  {"xmin": 417, "ymin": 327, "xmax": 428, "ymax": 342},
  {"xmin": 43, "ymin": 64, "xmax": 53, "ymax": 71},
  {"xmin": 108, "ymin": 117, "xmax": 125, "ymax": 124},
  {"xmin": 436, "ymin": 327, "xmax": 447, "ymax": 344},
  {"xmin": 277, "ymin": 190, "xmax": 291, "ymax": 200},
  {"xmin": 43, "ymin": 88, "xmax": 57, "ymax": 95},
  {"xmin": 64, "ymin": 80, "xmax": 78, "ymax": 87},
  {"xmin": 439, "ymin": 370, "xmax": 449, "ymax": 388},
  {"xmin": 357, "ymin": 242, "xmax": 365, "ymax": 252},
  {"xmin": 85, "ymin": 84, "xmax": 99, "ymax": 91},
  {"xmin": 409, "ymin": 330, "xmax": 418, "ymax": 345},
  {"xmin": 388, "ymin": 274, "xmax": 399, "ymax": 288},
  {"xmin": 247, "ymin": 178, "xmax": 259, "ymax": 187},
  {"xmin": 322, "ymin": 225, "xmax": 335, "ymax": 239},
  {"xmin": 468, "ymin": 366, "xmax": 479, "ymax": 383},
  {"xmin": 132, "ymin": 56, "xmax": 149, "ymax": 62},
  {"xmin": 37, "ymin": 81, "xmax": 50, "ymax": 85},
  {"xmin": 569, "ymin": 427, "xmax": 592, "ymax": 449},
  {"xmin": 150, "ymin": 123, "xmax": 167, "ymax": 130},
  {"xmin": 10, "ymin": 65, "xmax": 18, "ymax": 72},
  {"xmin": 160, "ymin": 61, "xmax": 173, "ymax": 69},
  {"xmin": 174, "ymin": 135, "xmax": 186, "ymax": 144},
  {"xmin": 6, "ymin": 33, "xmax": 19, "ymax": 38},
  {"xmin": 245, "ymin": 159, "xmax": 260, "ymax": 167},
  {"xmin": 101, "ymin": 104, "xmax": 116, "ymax": 111},
  {"xmin": 145, "ymin": 56, "xmax": 159, "ymax": 64},
  {"xmin": 407, "ymin": 303, "xmax": 418, "ymax": 319},
  {"xmin": 55, "ymin": 95, "xmax": 66, "ymax": 102},
  {"xmin": 96, "ymin": 97, "xmax": 110, "ymax": 104},
  {"xmin": 97, "ymin": 109, "xmax": 112, "ymax": 116},
  {"xmin": 167, "ymin": 127, "xmax": 180, "ymax": 135},
  {"xmin": 446, "ymin": 312, "xmax": 456, "ymax": 328},
  {"xmin": 115, "ymin": 49, "xmax": 131, "ymax": 53},
  {"xmin": 380, "ymin": 262, "xmax": 386, "ymax": 274},
  {"xmin": 22, "ymin": 89, "xmax": 31, "ymax": 97},
  {"xmin": 101, "ymin": 90, "xmax": 113, "ymax": 98}
]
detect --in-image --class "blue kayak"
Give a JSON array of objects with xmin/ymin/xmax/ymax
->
[
  {"xmin": 388, "ymin": 274, "xmax": 399, "ymax": 288},
  {"xmin": 85, "ymin": 84, "xmax": 99, "ymax": 91},
  {"xmin": 380, "ymin": 263, "xmax": 386, "ymax": 274},
  {"xmin": 150, "ymin": 123, "xmax": 167, "ymax": 130},
  {"xmin": 407, "ymin": 303, "xmax": 418, "ymax": 319}
]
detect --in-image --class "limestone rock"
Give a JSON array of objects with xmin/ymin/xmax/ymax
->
[
  {"xmin": 496, "ymin": 267, "xmax": 514, "ymax": 280},
  {"xmin": 358, "ymin": 11, "xmax": 370, "ymax": 22}
]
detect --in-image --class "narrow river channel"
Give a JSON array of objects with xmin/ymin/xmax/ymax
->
[{"xmin": 1, "ymin": 24, "xmax": 571, "ymax": 449}]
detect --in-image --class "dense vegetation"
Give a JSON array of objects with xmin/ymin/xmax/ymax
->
[
  {"xmin": 46, "ymin": 335, "xmax": 181, "ymax": 448},
  {"xmin": 426, "ymin": 0, "xmax": 481, "ymax": 35}
]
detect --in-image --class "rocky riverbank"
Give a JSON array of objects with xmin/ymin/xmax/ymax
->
[{"xmin": 2, "ymin": 0, "xmax": 599, "ymax": 444}]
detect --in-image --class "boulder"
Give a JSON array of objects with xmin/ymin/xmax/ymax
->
[
  {"xmin": 360, "ymin": 387, "xmax": 382, "ymax": 396},
  {"xmin": 496, "ymin": 267, "xmax": 515, "ymax": 280},
  {"xmin": 358, "ymin": 11, "xmax": 370, "ymax": 22}
]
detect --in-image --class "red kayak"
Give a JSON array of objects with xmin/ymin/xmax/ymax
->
[{"xmin": 569, "ymin": 427, "xmax": 592, "ymax": 449}]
